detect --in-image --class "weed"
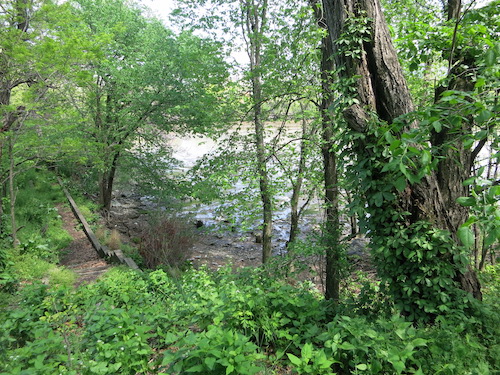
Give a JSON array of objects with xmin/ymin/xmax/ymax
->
[
  {"xmin": 0, "ymin": 261, "xmax": 498, "ymax": 374},
  {"xmin": 139, "ymin": 215, "xmax": 194, "ymax": 269},
  {"xmin": 107, "ymin": 229, "xmax": 122, "ymax": 250},
  {"xmin": 11, "ymin": 255, "xmax": 76, "ymax": 287}
]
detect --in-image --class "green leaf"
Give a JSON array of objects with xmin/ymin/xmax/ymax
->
[
  {"xmin": 432, "ymin": 121, "xmax": 442, "ymax": 133},
  {"xmin": 393, "ymin": 177, "xmax": 407, "ymax": 192},
  {"xmin": 476, "ymin": 110, "xmax": 492, "ymax": 124},
  {"xmin": 475, "ymin": 77, "xmax": 486, "ymax": 88},
  {"xmin": 389, "ymin": 139, "xmax": 402, "ymax": 151},
  {"xmin": 226, "ymin": 364, "xmax": 235, "ymax": 374},
  {"xmin": 488, "ymin": 185, "xmax": 500, "ymax": 200},
  {"xmin": 205, "ymin": 357, "xmax": 216, "ymax": 370},
  {"xmin": 356, "ymin": 363, "xmax": 368, "ymax": 370},
  {"xmin": 373, "ymin": 192, "xmax": 384, "ymax": 207},
  {"xmin": 287, "ymin": 353, "xmax": 302, "ymax": 366},
  {"xmin": 462, "ymin": 177, "xmax": 476, "ymax": 186},
  {"xmin": 421, "ymin": 150, "xmax": 431, "ymax": 165},
  {"xmin": 464, "ymin": 138, "xmax": 474, "ymax": 149},
  {"xmin": 339, "ymin": 342, "xmax": 356, "ymax": 350},
  {"xmin": 485, "ymin": 48, "xmax": 496, "ymax": 66},
  {"xmin": 463, "ymin": 216, "xmax": 478, "ymax": 226},
  {"xmin": 411, "ymin": 338, "xmax": 427, "ymax": 347},
  {"xmin": 301, "ymin": 342, "xmax": 313, "ymax": 362},
  {"xmin": 457, "ymin": 226, "xmax": 475, "ymax": 250},
  {"xmin": 392, "ymin": 360, "xmax": 405, "ymax": 374},
  {"xmin": 456, "ymin": 196, "xmax": 475, "ymax": 206},
  {"xmin": 395, "ymin": 328, "xmax": 406, "ymax": 340},
  {"xmin": 371, "ymin": 360, "xmax": 383, "ymax": 373},
  {"xmin": 484, "ymin": 229, "xmax": 499, "ymax": 249},
  {"xmin": 186, "ymin": 364, "xmax": 205, "ymax": 372}
]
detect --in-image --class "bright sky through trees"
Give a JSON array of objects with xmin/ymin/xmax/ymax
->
[{"xmin": 141, "ymin": 0, "xmax": 175, "ymax": 21}]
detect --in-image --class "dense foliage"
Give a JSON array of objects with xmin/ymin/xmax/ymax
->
[
  {"xmin": 1, "ymin": 0, "xmax": 499, "ymax": 372},
  {"xmin": 1, "ymin": 265, "xmax": 498, "ymax": 374}
]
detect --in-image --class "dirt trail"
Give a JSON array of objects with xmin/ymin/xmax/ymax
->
[{"xmin": 57, "ymin": 204, "xmax": 111, "ymax": 286}]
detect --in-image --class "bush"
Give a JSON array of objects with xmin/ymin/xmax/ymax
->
[
  {"xmin": 139, "ymin": 215, "xmax": 194, "ymax": 269},
  {"xmin": 160, "ymin": 325, "xmax": 265, "ymax": 374},
  {"xmin": 479, "ymin": 264, "xmax": 500, "ymax": 308}
]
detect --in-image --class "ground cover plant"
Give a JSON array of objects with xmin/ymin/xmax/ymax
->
[
  {"xmin": 0, "ymin": 168, "xmax": 76, "ymax": 296},
  {"xmin": 0, "ymin": 265, "xmax": 498, "ymax": 374}
]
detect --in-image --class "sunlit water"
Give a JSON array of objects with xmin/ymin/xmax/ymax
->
[{"xmin": 164, "ymin": 124, "xmax": 325, "ymax": 250}]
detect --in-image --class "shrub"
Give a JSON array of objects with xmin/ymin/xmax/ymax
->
[
  {"xmin": 139, "ymin": 215, "xmax": 194, "ymax": 269},
  {"xmin": 160, "ymin": 325, "xmax": 265, "ymax": 374},
  {"xmin": 479, "ymin": 264, "xmax": 500, "ymax": 308},
  {"xmin": 95, "ymin": 227, "xmax": 108, "ymax": 243},
  {"xmin": 19, "ymin": 238, "xmax": 59, "ymax": 263}
]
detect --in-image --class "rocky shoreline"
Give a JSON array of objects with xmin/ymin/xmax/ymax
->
[{"xmin": 106, "ymin": 187, "xmax": 372, "ymax": 287}]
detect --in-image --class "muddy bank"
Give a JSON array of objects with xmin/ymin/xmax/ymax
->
[
  {"xmin": 106, "ymin": 187, "xmax": 370, "ymax": 277},
  {"xmin": 107, "ymin": 189, "xmax": 274, "ymax": 269}
]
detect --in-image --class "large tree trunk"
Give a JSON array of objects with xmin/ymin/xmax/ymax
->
[
  {"xmin": 310, "ymin": 0, "xmax": 342, "ymax": 302},
  {"xmin": 431, "ymin": 0, "xmax": 482, "ymax": 296},
  {"xmin": 322, "ymin": 0, "xmax": 481, "ymax": 314},
  {"xmin": 320, "ymin": 30, "xmax": 341, "ymax": 303}
]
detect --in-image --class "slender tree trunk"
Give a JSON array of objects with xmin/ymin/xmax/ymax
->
[
  {"xmin": 288, "ymin": 111, "xmax": 308, "ymax": 245},
  {"xmin": 322, "ymin": 0, "xmax": 481, "ymax": 309},
  {"xmin": 242, "ymin": 0, "xmax": 272, "ymax": 263},
  {"xmin": 345, "ymin": 191, "xmax": 358, "ymax": 236},
  {"xmin": 99, "ymin": 151, "xmax": 120, "ymax": 213},
  {"xmin": 322, "ymin": 130, "xmax": 340, "ymax": 303},
  {"xmin": 255, "ymin": 95, "xmax": 273, "ymax": 264},
  {"xmin": 8, "ymin": 136, "xmax": 17, "ymax": 246},
  {"xmin": 0, "ymin": 0, "xmax": 31, "ymax": 242}
]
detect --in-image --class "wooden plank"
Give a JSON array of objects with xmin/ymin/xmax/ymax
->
[{"xmin": 57, "ymin": 177, "xmax": 141, "ymax": 272}]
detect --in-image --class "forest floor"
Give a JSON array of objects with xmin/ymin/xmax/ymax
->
[
  {"xmin": 57, "ymin": 204, "xmax": 112, "ymax": 286},
  {"xmin": 57, "ymin": 194, "xmax": 374, "ymax": 290}
]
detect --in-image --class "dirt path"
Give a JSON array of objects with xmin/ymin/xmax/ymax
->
[{"xmin": 57, "ymin": 204, "xmax": 111, "ymax": 286}]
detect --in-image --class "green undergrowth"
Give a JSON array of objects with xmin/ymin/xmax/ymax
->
[
  {"xmin": 13, "ymin": 168, "xmax": 71, "ymax": 249},
  {"xmin": 1, "ymin": 168, "xmax": 76, "ymax": 295},
  {"xmin": 1, "ymin": 265, "xmax": 498, "ymax": 374}
]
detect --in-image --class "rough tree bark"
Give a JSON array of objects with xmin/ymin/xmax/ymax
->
[
  {"xmin": 98, "ymin": 151, "xmax": 119, "ymax": 213},
  {"xmin": 311, "ymin": 0, "xmax": 342, "ymax": 302},
  {"xmin": 322, "ymin": 0, "xmax": 481, "ymax": 302},
  {"xmin": 320, "ymin": 25, "xmax": 341, "ymax": 303},
  {"xmin": 431, "ymin": 0, "xmax": 483, "ymax": 296}
]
